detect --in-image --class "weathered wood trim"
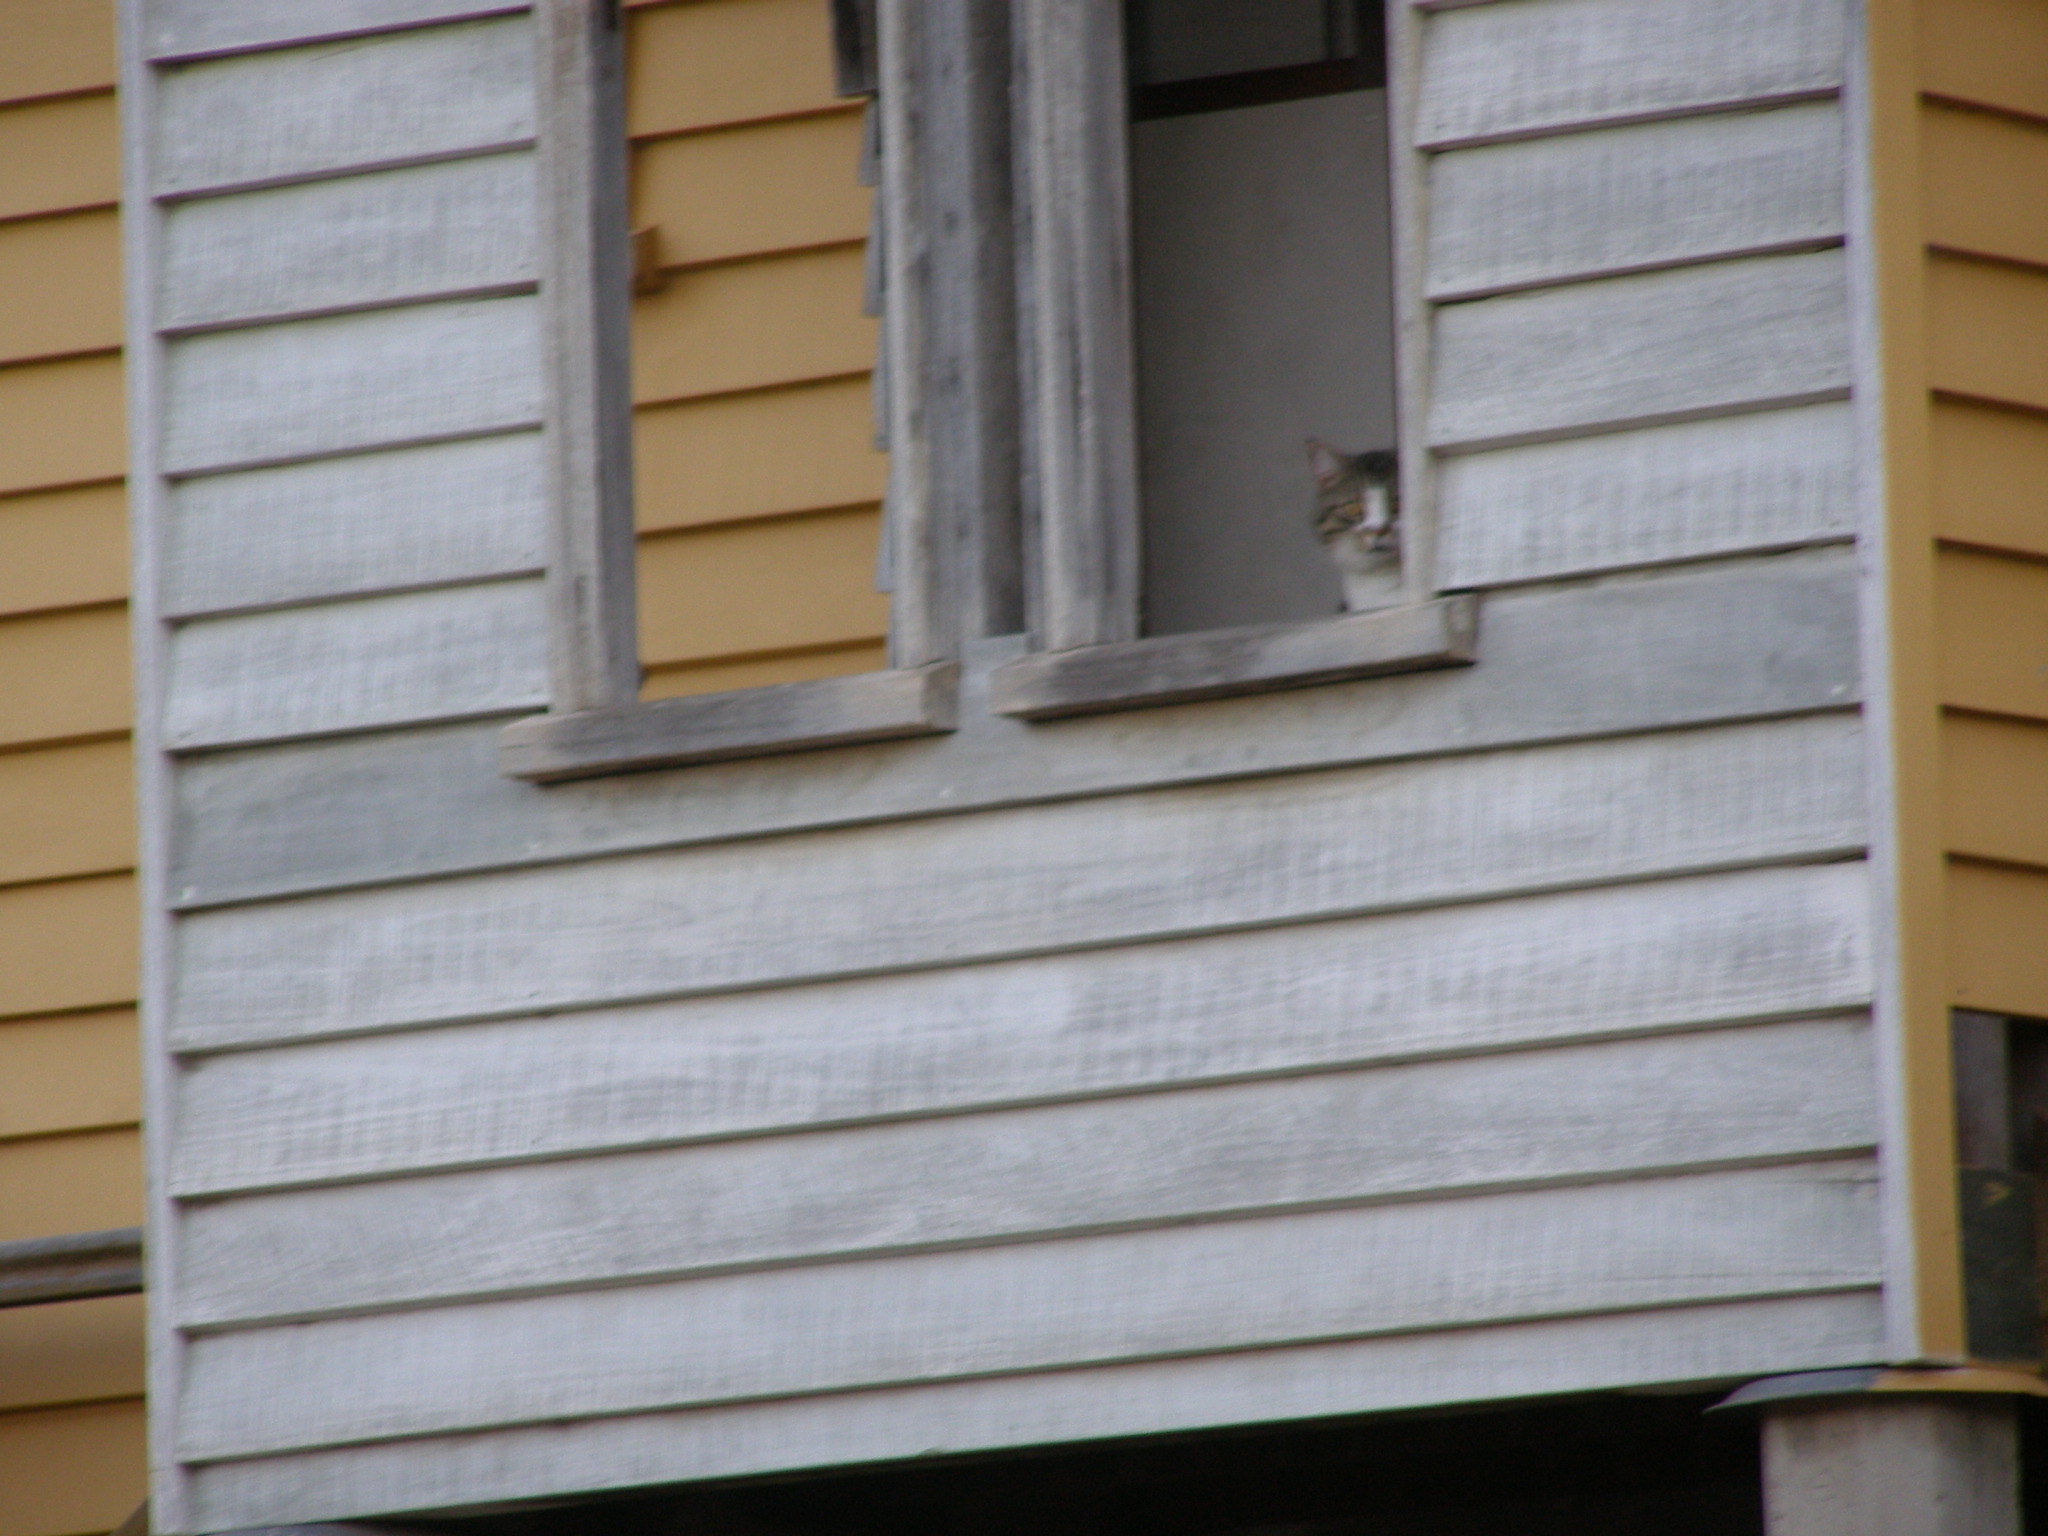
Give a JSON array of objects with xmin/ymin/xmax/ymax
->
[
  {"xmin": 987, "ymin": 597, "xmax": 1477, "ymax": 720},
  {"xmin": 144, "ymin": 1, "xmax": 528, "ymax": 63},
  {"xmin": 499, "ymin": 663, "xmax": 960, "ymax": 782}
]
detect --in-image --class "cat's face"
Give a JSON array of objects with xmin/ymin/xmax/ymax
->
[{"xmin": 1308, "ymin": 439, "xmax": 1399, "ymax": 547}]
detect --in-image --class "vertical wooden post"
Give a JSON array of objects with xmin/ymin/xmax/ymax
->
[
  {"xmin": 1762, "ymin": 1399, "xmax": 2019, "ymax": 1536},
  {"xmin": 537, "ymin": 0, "xmax": 640, "ymax": 711}
]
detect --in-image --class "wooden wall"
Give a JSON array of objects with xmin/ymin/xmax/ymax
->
[{"xmin": 0, "ymin": 1, "xmax": 148, "ymax": 1532}]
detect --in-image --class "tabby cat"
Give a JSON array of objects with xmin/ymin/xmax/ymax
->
[{"xmin": 1308, "ymin": 438, "xmax": 1401, "ymax": 611}]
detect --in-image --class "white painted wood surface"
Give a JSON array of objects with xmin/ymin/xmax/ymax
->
[
  {"xmin": 1764, "ymin": 1400, "xmax": 2021, "ymax": 1536},
  {"xmin": 1437, "ymin": 403, "xmax": 1854, "ymax": 588},
  {"xmin": 168, "ymin": 552, "xmax": 1863, "ymax": 906},
  {"xmin": 168, "ymin": 712, "xmax": 1866, "ymax": 1051},
  {"xmin": 145, "ymin": 0, "xmax": 525, "ymax": 62},
  {"xmin": 163, "ymin": 432, "xmax": 546, "ymax": 618},
  {"xmin": 178, "ymin": 1161, "xmax": 1878, "ymax": 1460},
  {"xmin": 171, "ymin": 860, "xmax": 1870, "ymax": 1195},
  {"xmin": 160, "ymin": 152, "xmax": 537, "ymax": 331},
  {"xmin": 162, "ymin": 295, "xmax": 543, "ymax": 474},
  {"xmin": 186, "ymin": 1290, "xmax": 1885, "ymax": 1529},
  {"xmin": 154, "ymin": 15, "xmax": 535, "ymax": 196},
  {"xmin": 164, "ymin": 579, "xmax": 549, "ymax": 752},
  {"xmin": 1427, "ymin": 101, "xmax": 1844, "ymax": 299},
  {"xmin": 1428, "ymin": 250, "xmax": 1848, "ymax": 450},
  {"xmin": 1415, "ymin": 0, "xmax": 1843, "ymax": 149}
]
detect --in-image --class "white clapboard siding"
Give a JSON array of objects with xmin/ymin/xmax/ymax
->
[
  {"xmin": 169, "ymin": 860, "xmax": 1872, "ymax": 1196},
  {"xmin": 162, "ymin": 295, "xmax": 543, "ymax": 475},
  {"xmin": 154, "ymin": 14, "xmax": 535, "ymax": 197},
  {"xmin": 1415, "ymin": 0, "xmax": 1843, "ymax": 150},
  {"xmin": 146, "ymin": 0, "xmax": 525, "ymax": 62},
  {"xmin": 168, "ymin": 552, "xmax": 1863, "ymax": 907},
  {"xmin": 164, "ymin": 433, "xmax": 546, "ymax": 619},
  {"xmin": 164, "ymin": 579, "xmax": 549, "ymax": 752},
  {"xmin": 160, "ymin": 152, "xmax": 538, "ymax": 332},
  {"xmin": 176, "ymin": 1161, "xmax": 1877, "ymax": 1461},
  {"xmin": 1436, "ymin": 403, "xmax": 1854, "ymax": 588},
  {"xmin": 168, "ymin": 712, "xmax": 1866, "ymax": 1051},
  {"xmin": 1427, "ymin": 101, "xmax": 1844, "ymax": 299},
  {"xmin": 186, "ymin": 1290, "xmax": 1886, "ymax": 1530},
  {"xmin": 1428, "ymin": 250, "xmax": 1848, "ymax": 451},
  {"xmin": 177, "ymin": 1016, "xmax": 1876, "ymax": 1326}
]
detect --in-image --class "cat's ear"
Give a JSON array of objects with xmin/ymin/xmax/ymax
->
[{"xmin": 1305, "ymin": 437, "xmax": 1350, "ymax": 488}]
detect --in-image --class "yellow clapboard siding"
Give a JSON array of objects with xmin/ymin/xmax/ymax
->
[
  {"xmin": 0, "ymin": 93, "xmax": 118, "ymax": 224},
  {"xmin": 0, "ymin": 482, "xmax": 128, "ymax": 618},
  {"xmin": 636, "ymin": 506, "xmax": 887, "ymax": 667},
  {"xmin": 1944, "ymin": 714, "xmax": 2048, "ymax": 871},
  {"xmin": 1931, "ymin": 398, "xmax": 2048, "ymax": 560},
  {"xmin": 0, "ymin": 1010, "xmax": 139, "ymax": 1143},
  {"xmin": 0, "ymin": 1128, "xmax": 140, "ymax": 1245},
  {"xmin": 0, "ymin": 354, "xmax": 125, "ymax": 496},
  {"xmin": 1935, "ymin": 547, "xmax": 2048, "ymax": 723},
  {"xmin": 634, "ymin": 109, "xmax": 867, "ymax": 269},
  {"xmin": 1927, "ymin": 254, "xmax": 2048, "ymax": 413},
  {"xmin": 0, "ymin": 1399, "xmax": 144, "ymax": 1536},
  {"xmin": 0, "ymin": 740, "xmax": 134, "ymax": 886},
  {"xmin": 643, "ymin": 641, "xmax": 887, "ymax": 701},
  {"xmin": 1922, "ymin": 103, "xmax": 2048, "ymax": 270},
  {"xmin": 0, "ymin": 1296, "xmax": 142, "ymax": 1415},
  {"xmin": 1948, "ymin": 859, "xmax": 2048, "ymax": 1019},
  {"xmin": 0, "ymin": 210, "xmax": 121, "ymax": 365},
  {"xmin": 0, "ymin": 0, "xmax": 116, "ymax": 107},
  {"xmin": 632, "ymin": 244, "xmax": 874, "ymax": 404},
  {"xmin": 0, "ymin": 875, "xmax": 136, "ymax": 1022},
  {"xmin": 636, "ymin": 374, "xmax": 884, "ymax": 533},
  {"xmin": 627, "ymin": 0, "xmax": 840, "ymax": 139},
  {"xmin": 0, "ymin": 605, "xmax": 130, "ymax": 750},
  {"xmin": 1922, "ymin": 0, "xmax": 2048, "ymax": 122}
]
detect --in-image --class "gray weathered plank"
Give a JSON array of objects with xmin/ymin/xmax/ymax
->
[
  {"xmin": 1436, "ymin": 403, "xmax": 1854, "ymax": 588},
  {"xmin": 177, "ymin": 1161, "xmax": 1877, "ymax": 1460},
  {"xmin": 1415, "ymin": 0, "xmax": 1843, "ymax": 150},
  {"xmin": 168, "ymin": 711, "xmax": 1866, "ymax": 1051},
  {"xmin": 1426, "ymin": 101, "xmax": 1844, "ymax": 299},
  {"xmin": 163, "ymin": 432, "xmax": 546, "ymax": 619},
  {"xmin": 177, "ymin": 1016, "xmax": 1875, "ymax": 1325},
  {"xmin": 169, "ymin": 860, "xmax": 1872, "ymax": 1196},
  {"xmin": 164, "ymin": 579, "xmax": 549, "ymax": 752},
  {"xmin": 168, "ymin": 551, "xmax": 1864, "ymax": 908},
  {"xmin": 160, "ymin": 152, "xmax": 537, "ymax": 331},
  {"xmin": 1428, "ymin": 249, "xmax": 1848, "ymax": 450},
  {"xmin": 145, "ymin": 0, "xmax": 525, "ymax": 61},
  {"xmin": 162, "ymin": 295, "xmax": 543, "ymax": 475},
  {"xmin": 155, "ymin": 15, "xmax": 535, "ymax": 197}
]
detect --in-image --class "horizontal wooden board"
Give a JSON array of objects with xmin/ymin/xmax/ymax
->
[
  {"xmin": 0, "ymin": 0, "xmax": 114, "ymax": 105},
  {"xmin": 1932, "ymin": 398, "xmax": 2048, "ymax": 561},
  {"xmin": 0, "ymin": 874, "xmax": 135, "ymax": 1020},
  {"xmin": 0, "ymin": 1009, "xmax": 139, "ymax": 1143},
  {"xmin": 0, "ymin": 353, "xmax": 124, "ymax": 495},
  {"xmin": 1429, "ymin": 249, "xmax": 1849, "ymax": 450},
  {"xmin": 0, "ymin": 1293, "xmax": 142, "ymax": 1413},
  {"xmin": 1948, "ymin": 859, "xmax": 2048, "ymax": 1020},
  {"xmin": 164, "ymin": 431, "xmax": 545, "ymax": 618},
  {"xmin": 1414, "ymin": 0, "xmax": 1842, "ymax": 149},
  {"xmin": 1936, "ymin": 548, "xmax": 2048, "ymax": 722},
  {"xmin": 176, "ymin": 1162, "xmax": 1878, "ymax": 1460},
  {"xmin": 633, "ymin": 110, "xmax": 866, "ymax": 268},
  {"xmin": 631, "ymin": 244, "xmax": 874, "ymax": 404},
  {"xmin": 0, "ymin": 93, "xmax": 118, "ymax": 223},
  {"xmin": 1944, "ymin": 714, "xmax": 2048, "ymax": 870},
  {"xmin": 170, "ymin": 860, "xmax": 1872, "ymax": 1195},
  {"xmin": 161, "ymin": 295, "xmax": 542, "ymax": 475},
  {"xmin": 179, "ymin": 1017, "xmax": 1876, "ymax": 1325},
  {"xmin": 160, "ymin": 151, "xmax": 537, "ymax": 331},
  {"xmin": 1436, "ymin": 402, "xmax": 1854, "ymax": 587},
  {"xmin": 169, "ymin": 711, "xmax": 1866, "ymax": 1050},
  {"xmin": 145, "ymin": 0, "xmax": 525, "ymax": 61},
  {"xmin": 0, "ymin": 604, "xmax": 129, "ymax": 750},
  {"xmin": 0, "ymin": 483, "xmax": 127, "ymax": 618},
  {"xmin": 0, "ymin": 1398, "xmax": 144, "ymax": 1536},
  {"xmin": 170, "ymin": 550, "xmax": 1865, "ymax": 906},
  {"xmin": 638, "ymin": 507, "xmax": 887, "ymax": 666},
  {"xmin": 626, "ymin": 0, "xmax": 841, "ymax": 140},
  {"xmin": 0, "ymin": 210, "xmax": 120, "ymax": 364},
  {"xmin": 1922, "ymin": 103, "xmax": 2048, "ymax": 270},
  {"xmin": 1928, "ymin": 254, "xmax": 2048, "ymax": 413},
  {"xmin": 0, "ymin": 739, "xmax": 135, "ymax": 885},
  {"xmin": 164, "ymin": 578, "xmax": 548, "ymax": 752},
  {"xmin": 154, "ymin": 14, "xmax": 534, "ymax": 197},
  {"xmin": 0, "ymin": 1127, "xmax": 140, "ymax": 1243},
  {"xmin": 1427, "ymin": 101, "xmax": 1843, "ymax": 299},
  {"xmin": 1922, "ymin": 0, "xmax": 2048, "ymax": 122},
  {"xmin": 644, "ymin": 642, "xmax": 886, "ymax": 700}
]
